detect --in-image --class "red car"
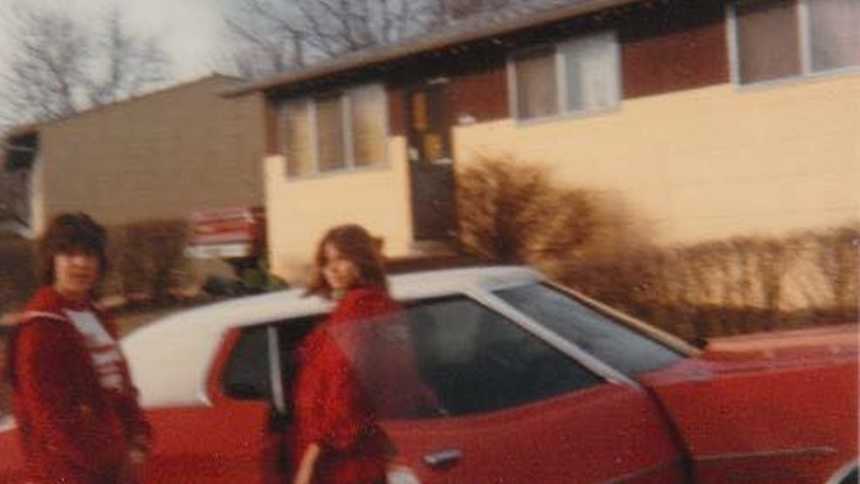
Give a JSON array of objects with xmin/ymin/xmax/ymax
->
[{"xmin": 1, "ymin": 267, "xmax": 856, "ymax": 483}]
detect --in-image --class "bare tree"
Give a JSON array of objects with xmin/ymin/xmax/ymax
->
[
  {"xmin": 0, "ymin": 3, "xmax": 172, "ymax": 126},
  {"xmin": 217, "ymin": 0, "xmax": 544, "ymax": 79}
]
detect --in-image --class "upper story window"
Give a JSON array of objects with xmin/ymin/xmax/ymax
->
[
  {"xmin": 732, "ymin": 0, "xmax": 860, "ymax": 84},
  {"xmin": 510, "ymin": 31, "xmax": 621, "ymax": 121},
  {"xmin": 280, "ymin": 84, "xmax": 387, "ymax": 178}
]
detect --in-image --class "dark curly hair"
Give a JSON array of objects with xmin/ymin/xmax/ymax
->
[
  {"xmin": 38, "ymin": 212, "xmax": 109, "ymax": 287},
  {"xmin": 305, "ymin": 224, "xmax": 387, "ymax": 299}
]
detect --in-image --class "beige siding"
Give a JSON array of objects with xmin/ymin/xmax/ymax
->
[
  {"xmin": 454, "ymin": 74, "xmax": 860, "ymax": 244},
  {"xmin": 264, "ymin": 137, "xmax": 413, "ymax": 281},
  {"xmin": 37, "ymin": 76, "xmax": 266, "ymax": 229},
  {"xmin": 29, "ymin": 155, "xmax": 46, "ymax": 236}
]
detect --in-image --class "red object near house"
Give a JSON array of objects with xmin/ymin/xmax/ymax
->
[
  {"xmin": 185, "ymin": 206, "xmax": 266, "ymax": 261},
  {"xmin": 0, "ymin": 267, "xmax": 856, "ymax": 483}
]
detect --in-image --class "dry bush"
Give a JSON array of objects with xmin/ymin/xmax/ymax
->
[
  {"xmin": 456, "ymin": 156, "xmax": 618, "ymax": 271},
  {"xmin": 104, "ymin": 219, "xmax": 190, "ymax": 303},
  {"xmin": 455, "ymin": 156, "xmax": 858, "ymax": 340},
  {"xmin": 0, "ymin": 235, "xmax": 36, "ymax": 313},
  {"xmin": 567, "ymin": 227, "xmax": 858, "ymax": 340},
  {"xmin": 814, "ymin": 225, "xmax": 859, "ymax": 319}
]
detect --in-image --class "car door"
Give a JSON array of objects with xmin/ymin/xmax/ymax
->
[
  {"xmin": 142, "ymin": 325, "xmax": 278, "ymax": 484},
  {"xmin": 371, "ymin": 296, "xmax": 688, "ymax": 483}
]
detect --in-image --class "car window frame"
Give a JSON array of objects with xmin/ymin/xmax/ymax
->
[
  {"xmin": 397, "ymin": 293, "xmax": 608, "ymax": 418},
  {"xmin": 465, "ymin": 285, "xmax": 641, "ymax": 388},
  {"xmin": 217, "ymin": 314, "xmax": 324, "ymax": 406},
  {"xmin": 219, "ymin": 323, "xmax": 275, "ymax": 402},
  {"xmin": 541, "ymin": 280, "xmax": 701, "ymax": 357}
]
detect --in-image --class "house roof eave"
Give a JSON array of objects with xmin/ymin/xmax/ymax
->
[{"xmin": 222, "ymin": 0, "xmax": 642, "ymax": 98}]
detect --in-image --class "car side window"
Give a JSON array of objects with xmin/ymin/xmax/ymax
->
[
  {"xmin": 494, "ymin": 284, "xmax": 684, "ymax": 377},
  {"xmin": 222, "ymin": 325, "xmax": 271, "ymax": 400},
  {"xmin": 404, "ymin": 296, "xmax": 603, "ymax": 417}
]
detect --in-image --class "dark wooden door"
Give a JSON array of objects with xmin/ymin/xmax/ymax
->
[{"xmin": 406, "ymin": 83, "xmax": 456, "ymax": 242}]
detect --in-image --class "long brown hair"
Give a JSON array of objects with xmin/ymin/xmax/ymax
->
[
  {"xmin": 38, "ymin": 212, "xmax": 109, "ymax": 287},
  {"xmin": 305, "ymin": 224, "xmax": 387, "ymax": 299}
]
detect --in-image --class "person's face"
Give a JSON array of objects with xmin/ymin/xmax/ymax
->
[
  {"xmin": 323, "ymin": 242, "xmax": 360, "ymax": 292},
  {"xmin": 53, "ymin": 249, "xmax": 100, "ymax": 301}
]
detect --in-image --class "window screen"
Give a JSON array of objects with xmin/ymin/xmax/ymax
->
[
  {"xmin": 315, "ymin": 94, "xmax": 346, "ymax": 172},
  {"xmin": 562, "ymin": 32, "xmax": 620, "ymax": 112},
  {"xmin": 350, "ymin": 85, "xmax": 387, "ymax": 167},
  {"xmin": 514, "ymin": 47, "xmax": 558, "ymax": 120},
  {"xmin": 809, "ymin": 0, "xmax": 860, "ymax": 72},
  {"xmin": 736, "ymin": 0, "xmax": 802, "ymax": 83}
]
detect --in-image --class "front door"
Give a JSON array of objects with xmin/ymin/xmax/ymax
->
[{"xmin": 405, "ymin": 83, "xmax": 456, "ymax": 241}]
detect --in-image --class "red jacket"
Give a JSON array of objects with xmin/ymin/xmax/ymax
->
[
  {"xmin": 11, "ymin": 287, "xmax": 151, "ymax": 483},
  {"xmin": 293, "ymin": 287, "xmax": 434, "ymax": 484}
]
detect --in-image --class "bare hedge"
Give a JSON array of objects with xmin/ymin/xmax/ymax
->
[
  {"xmin": 103, "ymin": 219, "xmax": 191, "ymax": 303},
  {"xmin": 456, "ymin": 156, "xmax": 859, "ymax": 340},
  {"xmin": 0, "ymin": 235, "xmax": 37, "ymax": 314},
  {"xmin": 561, "ymin": 227, "xmax": 858, "ymax": 340}
]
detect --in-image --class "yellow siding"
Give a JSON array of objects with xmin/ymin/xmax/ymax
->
[
  {"xmin": 454, "ymin": 75, "xmax": 860, "ymax": 244},
  {"xmin": 264, "ymin": 137, "xmax": 413, "ymax": 281}
]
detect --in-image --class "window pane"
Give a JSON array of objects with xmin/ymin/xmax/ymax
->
[
  {"xmin": 495, "ymin": 284, "xmax": 683, "ymax": 377},
  {"xmin": 736, "ymin": 0, "xmax": 802, "ymax": 83},
  {"xmin": 316, "ymin": 95, "xmax": 346, "ymax": 172},
  {"xmin": 404, "ymin": 297, "xmax": 602, "ymax": 417},
  {"xmin": 513, "ymin": 48, "xmax": 558, "ymax": 120},
  {"xmin": 281, "ymin": 100, "xmax": 314, "ymax": 177},
  {"xmin": 350, "ymin": 85, "xmax": 387, "ymax": 167},
  {"xmin": 809, "ymin": 0, "xmax": 860, "ymax": 71},
  {"xmin": 562, "ymin": 32, "xmax": 620, "ymax": 112},
  {"xmin": 222, "ymin": 326, "xmax": 271, "ymax": 400}
]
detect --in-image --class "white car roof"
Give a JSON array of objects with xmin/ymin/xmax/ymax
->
[{"xmin": 123, "ymin": 266, "xmax": 541, "ymax": 408}]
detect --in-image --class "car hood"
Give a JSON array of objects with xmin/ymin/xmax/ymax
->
[
  {"xmin": 637, "ymin": 325, "xmax": 858, "ymax": 480},
  {"xmin": 700, "ymin": 323, "xmax": 858, "ymax": 371}
]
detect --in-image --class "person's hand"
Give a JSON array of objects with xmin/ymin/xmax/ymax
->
[
  {"xmin": 129, "ymin": 447, "xmax": 147, "ymax": 465},
  {"xmin": 293, "ymin": 443, "xmax": 321, "ymax": 484},
  {"xmin": 0, "ymin": 312, "xmax": 22, "ymax": 327},
  {"xmin": 120, "ymin": 446, "xmax": 148, "ymax": 483}
]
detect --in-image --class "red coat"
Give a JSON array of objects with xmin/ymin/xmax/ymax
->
[
  {"xmin": 10, "ymin": 287, "xmax": 151, "ymax": 484},
  {"xmin": 293, "ymin": 287, "xmax": 435, "ymax": 484}
]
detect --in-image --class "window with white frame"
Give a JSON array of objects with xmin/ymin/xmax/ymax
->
[
  {"xmin": 732, "ymin": 0, "xmax": 860, "ymax": 84},
  {"xmin": 280, "ymin": 84, "xmax": 387, "ymax": 178},
  {"xmin": 511, "ymin": 31, "xmax": 620, "ymax": 121}
]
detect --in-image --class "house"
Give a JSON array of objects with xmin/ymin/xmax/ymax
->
[
  {"xmin": 227, "ymin": 0, "xmax": 859, "ymax": 281},
  {"xmin": 1, "ymin": 75, "xmax": 267, "ymax": 238}
]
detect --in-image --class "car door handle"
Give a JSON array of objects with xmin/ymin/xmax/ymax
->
[{"xmin": 423, "ymin": 449, "xmax": 463, "ymax": 468}]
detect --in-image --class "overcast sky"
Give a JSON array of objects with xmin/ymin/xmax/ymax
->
[{"xmin": 0, "ymin": 0, "xmax": 225, "ymax": 81}]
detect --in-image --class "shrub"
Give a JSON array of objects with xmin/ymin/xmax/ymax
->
[
  {"xmin": 0, "ymin": 235, "xmax": 36, "ymax": 313},
  {"xmin": 564, "ymin": 228, "xmax": 858, "ymax": 340},
  {"xmin": 454, "ymin": 155, "xmax": 858, "ymax": 341},
  {"xmin": 456, "ymin": 155, "xmax": 614, "ymax": 271},
  {"xmin": 104, "ymin": 219, "xmax": 190, "ymax": 304}
]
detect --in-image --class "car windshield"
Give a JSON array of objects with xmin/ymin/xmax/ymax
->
[{"xmin": 494, "ymin": 283, "xmax": 684, "ymax": 377}]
